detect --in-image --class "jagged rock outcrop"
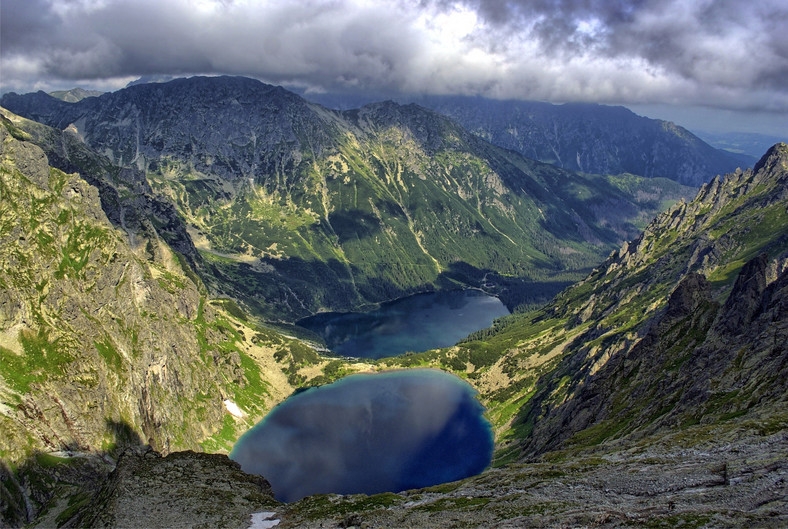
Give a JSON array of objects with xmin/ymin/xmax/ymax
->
[
  {"xmin": 518, "ymin": 255, "xmax": 788, "ymax": 456},
  {"xmin": 71, "ymin": 449, "xmax": 276, "ymax": 528},
  {"xmin": 477, "ymin": 143, "xmax": 788, "ymax": 460}
]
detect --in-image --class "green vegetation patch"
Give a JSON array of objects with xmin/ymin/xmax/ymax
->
[
  {"xmin": 0, "ymin": 330, "xmax": 74, "ymax": 394},
  {"xmin": 200, "ymin": 413, "xmax": 238, "ymax": 453},
  {"xmin": 94, "ymin": 338, "xmax": 123, "ymax": 372},
  {"xmin": 293, "ymin": 491, "xmax": 404, "ymax": 520}
]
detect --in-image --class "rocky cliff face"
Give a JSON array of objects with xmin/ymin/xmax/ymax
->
[
  {"xmin": 474, "ymin": 143, "xmax": 788, "ymax": 460},
  {"xmin": 0, "ymin": 109, "xmax": 320, "ymax": 525}
]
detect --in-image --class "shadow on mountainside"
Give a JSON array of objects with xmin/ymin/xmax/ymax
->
[{"xmin": 0, "ymin": 419, "xmax": 149, "ymax": 528}]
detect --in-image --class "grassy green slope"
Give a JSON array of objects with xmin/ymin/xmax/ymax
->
[
  {"xmin": 147, "ymin": 99, "xmax": 694, "ymax": 320},
  {"xmin": 373, "ymin": 144, "xmax": 788, "ymax": 463}
]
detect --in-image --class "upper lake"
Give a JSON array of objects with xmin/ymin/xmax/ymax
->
[{"xmin": 298, "ymin": 289, "xmax": 510, "ymax": 359}]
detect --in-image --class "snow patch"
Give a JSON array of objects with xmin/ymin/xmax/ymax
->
[
  {"xmin": 248, "ymin": 512, "xmax": 280, "ymax": 528},
  {"xmin": 223, "ymin": 399, "xmax": 245, "ymax": 418}
]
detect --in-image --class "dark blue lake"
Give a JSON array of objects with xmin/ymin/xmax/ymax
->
[
  {"xmin": 297, "ymin": 290, "xmax": 510, "ymax": 359},
  {"xmin": 230, "ymin": 369, "xmax": 494, "ymax": 502}
]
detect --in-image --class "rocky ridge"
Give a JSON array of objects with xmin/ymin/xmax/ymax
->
[
  {"xmin": 69, "ymin": 449, "xmax": 276, "ymax": 529},
  {"xmin": 408, "ymin": 96, "xmax": 749, "ymax": 186}
]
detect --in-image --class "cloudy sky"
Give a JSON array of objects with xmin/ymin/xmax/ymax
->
[{"xmin": 1, "ymin": 0, "xmax": 786, "ymax": 135}]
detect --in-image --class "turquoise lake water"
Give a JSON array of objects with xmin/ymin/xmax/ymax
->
[
  {"xmin": 230, "ymin": 369, "xmax": 494, "ymax": 502},
  {"xmin": 297, "ymin": 289, "xmax": 510, "ymax": 359}
]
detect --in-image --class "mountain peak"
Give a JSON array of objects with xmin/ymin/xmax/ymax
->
[{"xmin": 753, "ymin": 142, "xmax": 788, "ymax": 175}]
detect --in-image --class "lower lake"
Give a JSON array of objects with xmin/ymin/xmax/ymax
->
[
  {"xmin": 297, "ymin": 289, "xmax": 510, "ymax": 359},
  {"xmin": 230, "ymin": 369, "xmax": 494, "ymax": 503}
]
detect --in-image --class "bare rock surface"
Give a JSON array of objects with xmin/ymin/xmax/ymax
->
[
  {"xmin": 72, "ymin": 449, "xmax": 276, "ymax": 529},
  {"xmin": 278, "ymin": 427, "xmax": 786, "ymax": 528}
]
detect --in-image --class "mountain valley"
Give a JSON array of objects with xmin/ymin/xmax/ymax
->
[
  {"xmin": 0, "ymin": 77, "xmax": 785, "ymax": 528},
  {"xmin": 1, "ymin": 77, "xmax": 696, "ymax": 319}
]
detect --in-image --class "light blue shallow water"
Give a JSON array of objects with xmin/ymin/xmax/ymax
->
[
  {"xmin": 230, "ymin": 369, "xmax": 494, "ymax": 503},
  {"xmin": 298, "ymin": 289, "xmax": 510, "ymax": 359}
]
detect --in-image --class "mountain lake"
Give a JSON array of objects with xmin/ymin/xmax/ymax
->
[
  {"xmin": 230, "ymin": 369, "xmax": 494, "ymax": 502},
  {"xmin": 297, "ymin": 289, "xmax": 510, "ymax": 359}
]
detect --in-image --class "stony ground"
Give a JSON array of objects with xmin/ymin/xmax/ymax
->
[{"xmin": 274, "ymin": 425, "xmax": 787, "ymax": 528}]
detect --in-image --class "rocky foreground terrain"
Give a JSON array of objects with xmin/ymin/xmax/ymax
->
[{"xmin": 24, "ymin": 419, "xmax": 783, "ymax": 528}]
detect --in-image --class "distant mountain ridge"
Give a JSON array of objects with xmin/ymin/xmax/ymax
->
[
  {"xmin": 408, "ymin": 96, "xmax": 748, "ymax": 186},
  {"xmin": 0, "ymin": 76, "xmax": 694, "ymax": 319},
  {"xmin": 47, "ymin": 87, "xmax": 103, "ymax": 103},
  {"xmin": 302, "ymin": 91, "xmax": 746, "ymax": 186}
]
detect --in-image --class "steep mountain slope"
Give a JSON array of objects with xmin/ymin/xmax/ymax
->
[
  {"xmin": 508, "ymin": 144, "xmax": 788, "ymax": 456},
  {"xmin": 1, "ymin": 77, "xmax": 694, "ymax": 320},
  {"xmin": 409, "ymin": 96, "xmax": 746, "ymax": 186},
  {"xmin": 449, "ymin": 143, "xmax": 788, "ymax": 460},
  {"xmin": 0, "ymin": 104, "xmax": 201, "ymax": 269},
  {"xmin": 0, "ymin": 109, "xmax": 355, "ymax": 525}
]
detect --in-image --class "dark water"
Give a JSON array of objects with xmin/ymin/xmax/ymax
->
[
  {"xmin": 230, "ymin": 369, "xmax": 494, "ymax": 502},
  {"xmin": 298, "ymin": 290, "xmax": 510, "ymax": 359}
]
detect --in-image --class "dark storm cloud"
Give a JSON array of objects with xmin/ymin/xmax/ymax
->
[
  {"xmin": 0, "ymin": 0, "xmax": 425, "ymax": 92},
  {"xmin": 1, "ymin": 0, "xmax": 786, "ymax": 120},
  {"xmin": 456, "ymin": 0, "xmax": 788, "ymax": 101}
]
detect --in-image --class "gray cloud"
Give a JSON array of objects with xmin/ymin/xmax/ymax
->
[
  {"xmin": 457, "ymin": 0, "xmax": 788, "ymax": 98},
  {"xmin": 1, "ymin": 0, "xmax": 786, "ymax": 133}
]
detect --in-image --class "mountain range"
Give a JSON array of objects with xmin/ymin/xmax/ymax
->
[
  {"xmin": 0, "ymin": 76, "xmax": 786, "ymax": 527},
  {"xmin": 303, "ymin": 91, "xmax": 752, "ymax": 186},
  {"xmin": 1, "ymin": 77, "xmax": 695, "ymax": 319}
]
